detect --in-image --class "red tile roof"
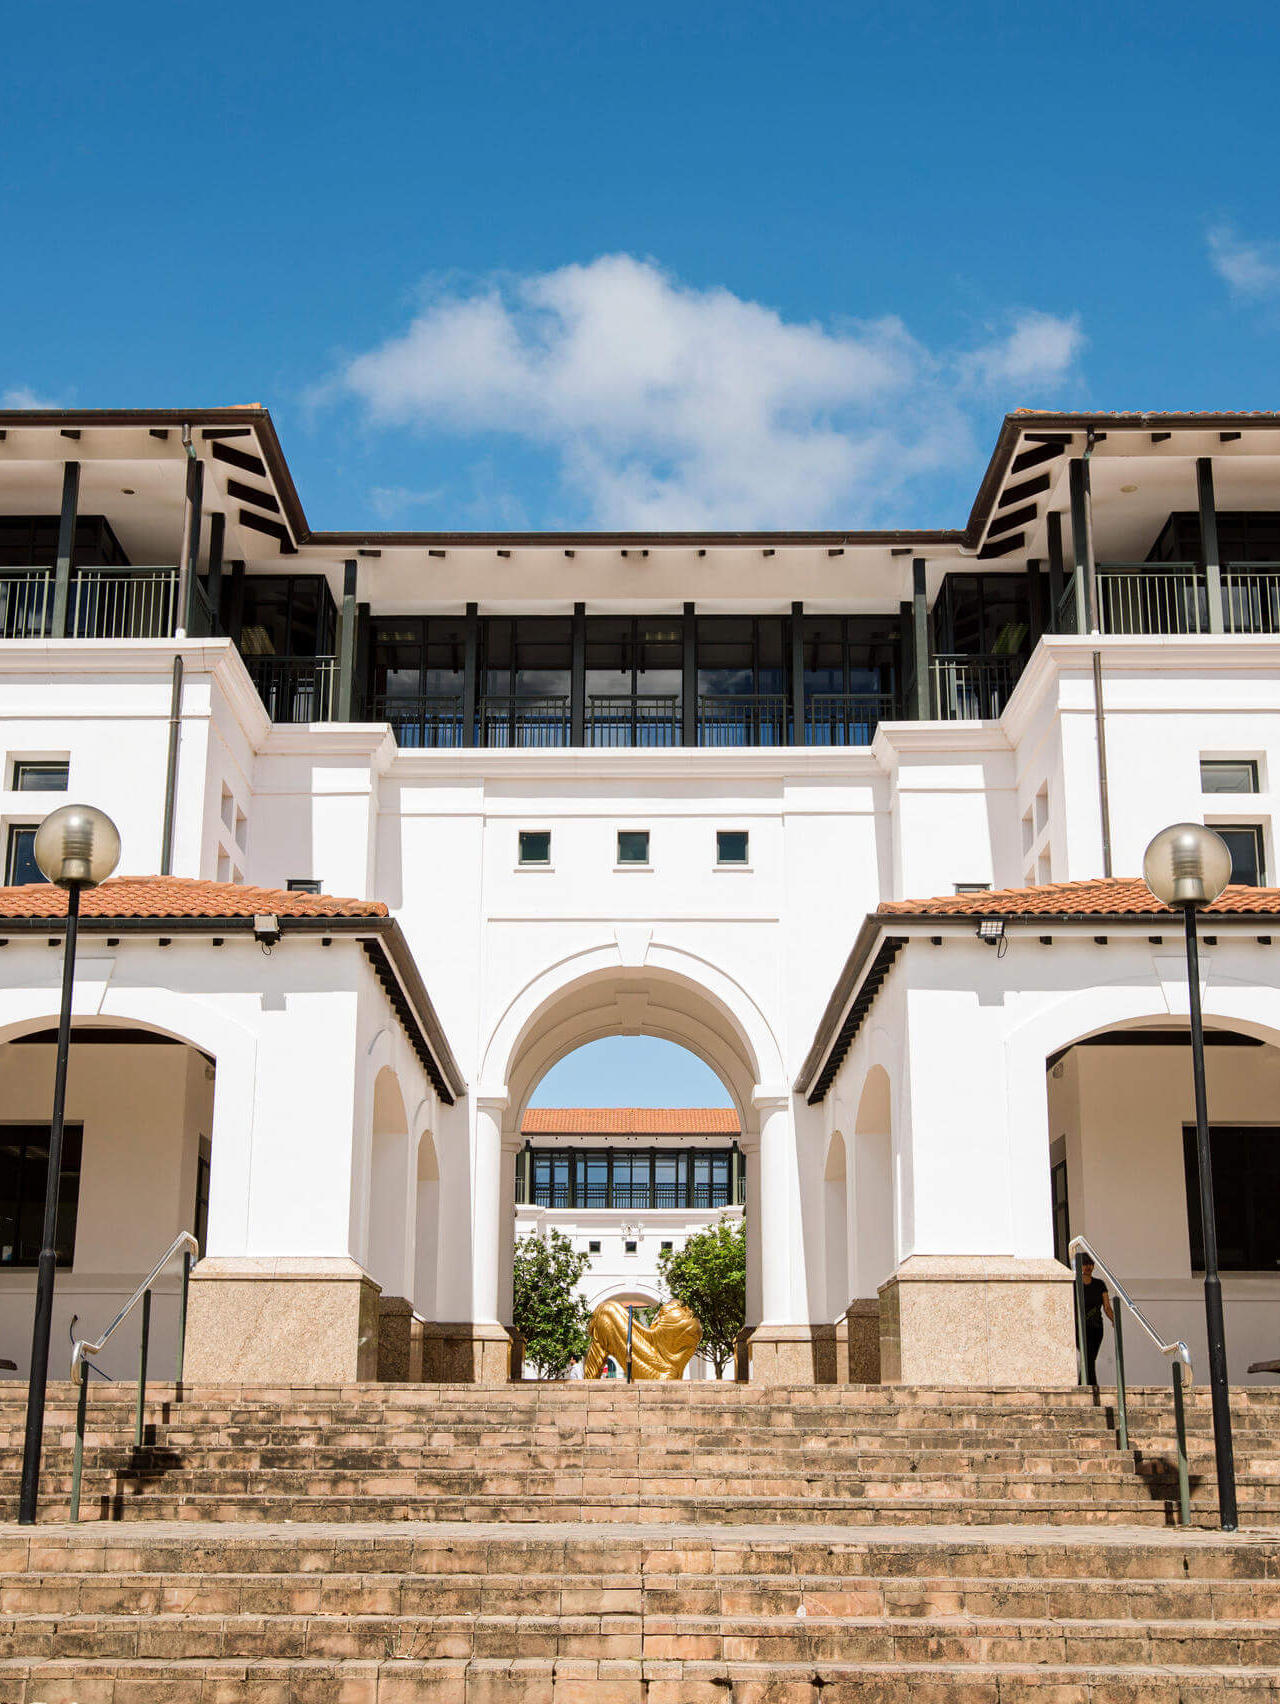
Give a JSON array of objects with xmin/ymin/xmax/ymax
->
[
  {"xmin": 0, "ymin": 876, "xmax": 388, "ymax": 920},
  {"xmin": 522, "ymin": 1108, "xmax": 739, "ymax": 1135},
  {"xmin": 877, "ymin": 878, "xmax": 1280, "ymax": 920}
]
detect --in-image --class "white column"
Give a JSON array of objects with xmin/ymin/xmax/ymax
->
[
  {"xmin": 755, "ymin": 1092, "xmax": 807, "ymax": 1325},
  {"xmin": 497, "ymin": 1136, "xmax": 520, "ymax": 1324},
  {"xmin": 742, "ymin": 1138, "xmax": 763, "ymax": 1325},
  {"xmin": 471, "ymin": 1094, "xmax": 507, "ymax": 1325}
]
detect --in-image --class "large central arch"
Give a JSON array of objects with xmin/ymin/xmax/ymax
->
[{"xmin": 474, "ymin": 938, "xmax": 798, "ymax": 1370}]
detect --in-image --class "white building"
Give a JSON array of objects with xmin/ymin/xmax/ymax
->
[{"xmin": 1, "ymin": 405, "xmax": 1280, "ymax": 1389}]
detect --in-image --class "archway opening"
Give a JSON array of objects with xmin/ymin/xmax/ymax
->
[
  {"xmin": 851, "ymin": 1064, "xmax": 894, "ymax": 1302},
  {"xmin": 367, "ymin": 1066, "xmax": 410, "ymax": 1300},
  {"xmin": 0, "ymin": 1017, "xmax": 216, "ymax": 1383},
  {"xmin": 1046, "ymin": 1020, "xmax": 1280, "ymax": 1385},
  {"xmin": 414, "ymin": 1131, "xmax": 440, "ymax": 1319},
  {"xmin": 515, "ymin": 1027, "xmax": 746, "ymax": 1381}
]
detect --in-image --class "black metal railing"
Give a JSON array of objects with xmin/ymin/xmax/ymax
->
[
  {"xmin": 698, "ymin": 694, "xmax": 787, "ymax": 746},
  {"xmin": 0, "ymin": 568, "xmax": 53, "ymax": 638},
  {"xmin": 67, "ymin": 567, "xmax": 182, "ymax": 639},
  {"xmin": 931, "ymin": 653, "xmax": 1020, "ymax": 720},
  {"xmin": 804, "ymin": 692, "xmax": 894, "ymax": 746},
  {"xmin": 245, "ymin": 655, "xmax": 337, "ymax": 722},
  {"xmin": 587, "ymin": 694, "xmax": 682, "ymax": 747},
  {"xmin": 481, "ymin": 694, "xmax": 571, "ymax": 747},
  {"xmin": 529, "ymin": 1181, "xmax": 735, "ymax": 1210},
  {"xmin": 1057, "ymin": 563, "xmax": 1280, "ymax": 638},
  {"xmin": 1222, "ymin": 564, "xmax": 1280, "ymax": 634},
  {"xmin": 367, "ymin": 693, "xmax": 466, "ymax": 747}
]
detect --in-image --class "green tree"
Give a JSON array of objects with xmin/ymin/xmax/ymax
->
[
  {"xmin": 512, "ymin": 1227, "xmax": 592, "ymax": 1379},
  {"xmin": 657, "ymin": 1217, "xmax": 746, "ymax": 1378}
]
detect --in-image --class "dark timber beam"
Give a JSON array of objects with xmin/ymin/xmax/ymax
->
[
  {"xmin": 790, "ymin": 600, "xmax": 804, "ymax": 745},
  {"xmin": 179, "ymin": 456, "xmax": 204, "ymax": 635},
  {"xmin": 226, "ymin": 562, "xmax": 245, "ymax": 648},
  {"xmin": 462, "ymin": 602, "xmax": 479, "ymax": 747},
  {"xmin": 336, "ymin": 560, "xmax": 359, "ymax": 720},
  {"xmin": 1027, "ymin": 560, "xmax": 1044, "ymax": 649},
  {"xmin": 51, "ymin": 461, "xmax": 79, "ymax": 638},
  {"xmin": 682, "ymin": 602, "xmax": 697, "ymax": 747},
  {"xmin": 570, "ymin": 601, "xmax": 586, "ymax": 745},
  {"xmin": 912, "ymin": 559, "xmax": 930, "ymax": 720},
  {"xmin": 1068, "ymin": 458, "xmax": 1095, "ymax": 633},
  {"xmin": 206, "ymin": 513, "xmax": 225, "ymax": 630},
  {"xmin": 1047, "ymin": 512, "xmax": 1066, "ymax": 630},
  {"xmin": 1197, "ymin": 458, "xmax": 1225, "ymax": 634}
]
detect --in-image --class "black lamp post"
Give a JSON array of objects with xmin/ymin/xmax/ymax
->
[
  {"xmin": 1143, "ymin": 821, "xmax": 1238, "ymax": 1531},
  {"xmin": 18, "ymin": 803, "xmax": 120, "ymax": 1526}
]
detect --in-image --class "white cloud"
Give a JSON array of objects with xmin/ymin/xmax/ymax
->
[
  {"xmin": 369, "ymin": 484, "xmax": 446, "ymax": 521},
  {"xmin": 960, "ymin": 311, "xmax": 1085, "ymax": 391},
  {"xmin": 334, "ymin": 256, "xmax": 1085, "ymax": 528},
  {"xmin": 1208, "ymin": 225, "xmax": 1280, "ymax": 298},
  {"xmin": 1, "ymin": 385, "xmax": 59, "ymax": 409}
]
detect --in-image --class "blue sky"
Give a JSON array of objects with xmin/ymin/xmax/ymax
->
[
  {"xmin": 4, "ymin": 2, "xmax": 1280, "ymax": 535},
  {"xmin": 530, "ymin": 1038, "xmax": 732, "ymax": 1108}
]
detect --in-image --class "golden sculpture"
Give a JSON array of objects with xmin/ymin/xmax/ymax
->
[{"xmin": 584, "ymin": 1299, "xmax": 702, "ymax": 1380}]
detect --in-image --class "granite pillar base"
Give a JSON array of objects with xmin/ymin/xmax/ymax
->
[
  {"xmin": 877, "ymin": 1256, "xmax": 1076, "ymax": 1387},
  {"xmin": 184, "ymin": 1257, "xmax": 381, "ymax": 1384},
  {"xmin": 376, "ymin": 1294, "xmax": 416, "ymax": 1382},
  {"xmin": 419, "ymin": 1322, "xmax": 519, "ymax": 1384},
  {"xmin": 844, "ymin": 1298, "xmax": 882, "ymax": 1383},
  {"xmin": 737, "ymin": 1323, "xmax": 840, "ymax": 1385}
]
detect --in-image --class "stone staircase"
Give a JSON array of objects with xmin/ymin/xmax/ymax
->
[{"xmin": 1, "ymin": 1381, "xmax": 1279, "ymax": 1699}]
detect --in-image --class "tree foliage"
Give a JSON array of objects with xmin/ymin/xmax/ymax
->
[
  {"xmin": 657, "ymin": 1217, "xmax": 746, "ymax": 1377},
  {"xmin": 512, "ymin": 1227, "xmax": 592, "ymax": 1379}
]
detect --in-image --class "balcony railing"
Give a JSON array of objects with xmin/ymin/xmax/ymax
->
[
  {"xmin": 931, "ymin": 653, "xmax": 1020, "ymax": 720},
  {"xmin": 529, "ymin": 1181, "xmax": 735, "ymax": 1210},
  {"xmin": 481, "ymin": 694, "xmax": 571, "ymax": 747},
  {"xmin": 367, "ymin": 693, "xmax": 466, "ymax": 747},
  {"xmin": 587, "ymin": 694, "xmax": 681, "ymax": 747},
  {"xmin": 698, "ymin": 694, "xmax": 787, "ymax": 746},
  {"xmin": 245, "ymin": 655, "xmax": 336, "ymax": 723},
  {"xmin": 1058, "ymin": 564, "xmax": 1280, "ymax": 637},
  {"xmin": 0, "ymin": 569, "xmax": 53, "ymax": 638},
  {"xmin": 804, "ymin": 693, "xmax": 894, "ymax": 746}
]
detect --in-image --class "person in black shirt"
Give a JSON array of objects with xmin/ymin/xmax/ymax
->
[{"xmin": 1079, "ymin": 1258, "xmax": 1115, "ymax": 1384}]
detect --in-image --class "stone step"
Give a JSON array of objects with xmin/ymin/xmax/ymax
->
[{"xmin": 4, "ymin": 1655, "xmax": 1280, "ymax": 1701}]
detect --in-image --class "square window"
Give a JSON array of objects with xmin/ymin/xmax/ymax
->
[
  {"xmin": 661, "ymin": 1240, "xmax": 674, "ymax": 1253},
  {"xmin": 588, "ymin": 1239, "xmax": 601, "ymax": 1255},
  {"xmin": 12, "ymin": 761, "xmax": 68, "ymax": 792},
  {"xmin": 287, "ymin": 878, "xmax": 322, "ymax": 894},
  {"xmin": 519, "ymin": 830, "xmax": 551, "ymax": 865},
  {"xmin": 617, "ymin": 830, "xmax": 649, "ymax": 865},
  {"xmin": 624, "ymin": 1239, "xmax": 638, "ymax": 1255},
  {"xmin": 716, "ymin": 830, "xmax": 749, "ymax": 865},
  {"xmin": 1215, "ymin": 824, "xmax": 1265, "ymax": 887},
  {"xmin": 4, "ymin": 825, "xmax": 43, "ymax": 886},
  {"xmin": 1201, "ymin": 759, "xmax": 1259, "ymax": 795}
]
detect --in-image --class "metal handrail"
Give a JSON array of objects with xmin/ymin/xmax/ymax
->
[
  {"xmin": 67, "ymin": 1231, "xmax": 197, "ymax": 1521},
  {"xmin": 1068, "ymin": 1234, "xmax": 1193, "ymax": 1525}
]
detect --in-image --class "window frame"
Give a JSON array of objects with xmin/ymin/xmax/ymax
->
[
  {"xmin": 616, "ymin": 829, "xmax": 650, "ymax": 867},
  {"xmin": 1200, "ymin": 759, "xmax": 1260, "ymax": 795},
  {"xmin": 12, "ymin": 760, "xmax": 69, "ymax": 793},
  {"xmin": 716, "ymin": 829, "xmax": 750, "ymax": 867},
  {"xmin": 1211, "ymin": 822, "xmax": 1266, "ymax": 886},
  {"xmin": 0, "ymin": 1121, "xmax": 84, "ymax": 1268},
  {"xmin": 286, "ymin": 878, "xmax": 322, "ymax": 895},
  {"xmin": 1183, "ymin": 1123, "xmax": 1280, "ymax": 1272},
  {"xmin": 4, "ymin": 823, "xmax": 43, "ymax": 886},
  {"xmin": 518, "ymin": 829, "xmax": 552, "ymax": 867}
]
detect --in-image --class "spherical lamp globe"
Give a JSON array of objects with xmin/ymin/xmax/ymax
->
[
  {"xmin": 32, "ymin": 804, "xmax": 121, "ymax": 890},
  {"xmin": 1143, "ymin": 822, "xmax": 1233, "ymax": 909}
]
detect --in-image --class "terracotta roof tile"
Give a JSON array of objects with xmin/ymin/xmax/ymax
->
[
  {"xmin": 0, "ymin": 876, "xmax": 388, "ymax": 920},
  {"xmin": 522, "ymin": 1107, "xmax": 739, "ymax": 1135},
  {"xmin": 877, "ymin": 877, "xmax": 1280, "ymax": 920}
]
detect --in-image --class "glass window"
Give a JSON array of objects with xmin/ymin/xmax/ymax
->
[
  {"xmin": 697, "ymin": 616, "xmax": 755, "ymax": 697},
  {"xmin": 617, "ymin": 830, "xmax": 650, "ymax": 864},
  {"xmin": 0, "ymin": 1123, "xmax": 83, "ymax": 1266},
  {"xmin": 12, "ymin": 761, "xmax": 68, "ymax": 792},
  {"xmin": 1215, "ymin": 825, "xmax": 1265, "ymax": 886},
  {"xmin": 5, "ymin": 825, "xmax": 43, "ymax": 885},
  {"xmin": 518, "ymin": 830, "xmax": 551, "ymax": 866},
  {"xmin": 286, "ymin": 878, "xmax": 321, "ymax": 894},
  {"xmin": 238, "ymin": 576, "xmax": 336, "ymax": 658},
  {"xmin": 588, "ymin": 1239, "xmax": 601, "ymax": 1254},
  {"xmin": 1201, "ymin": 760, "xmax": 1259, "ymax": 794},
  {"xmin": 1184, "ymin": 1125, "xmax": 1280, "ymax": 1270},
  {"xmin": 624, "ymin": 1240, "xmax": 638, "ymax": 1255},
  {"xmin": 1051, "ymin": 1157, "xmax": 1070, "ymax": 1266},
  {"xmin": 717, "ymin": 830, "xmax": 749, "ymax": 865},
  {"xmin": 194, "ymin": 1137, "xmax": 211, "ymax": 1257}
]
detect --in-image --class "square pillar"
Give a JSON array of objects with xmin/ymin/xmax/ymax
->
[
  {"xmin": 878, "ymin": 1256, "xmax": 1076, "ymax": 1386},
  {"xmin": 185, "ymin": 1256, "xmax": 381, "ymax": 1383}
]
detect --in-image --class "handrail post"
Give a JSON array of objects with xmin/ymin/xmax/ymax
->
[
  {"xmin": 1172, "ymin": 1361, "xmax": 1192, "ymax": 1527},
  {"xmin": 1073, "ymin": 1252, "xmax": 1089, "ymax": 1385},
  {"xmin": 69, "ymin": 1359, "xmax": 89, "ymax": 1524},
  {"xmin": 135, "ymin": 1289, "xmax": 151, "ymax": 1449},
  {"xmin": 1113, "ymin": 1303, "xmax": 1128, "ymax": 1451},
  {"xmin": 176, "ymin": 1249, "xmax": 192, "ymax": 1385}
]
